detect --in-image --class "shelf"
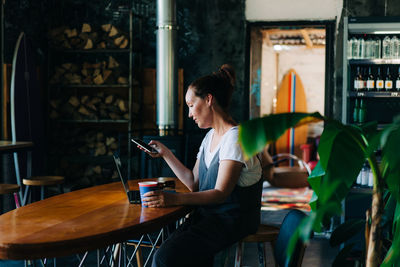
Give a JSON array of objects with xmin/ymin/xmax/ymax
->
[
  {"xmin": 350, "ymin": 123, "xmax": 388, "ymax": 130},
  {"xmin": 349, "ymin": 91, "xmax": 400, "ymax": 98},
  {"xmin": 50, "ymin": 84, "xmax": 130, "ymax": 88},
  {"xmin": 52, "ymin": 49, "xmax": 131, "ymax": 54},
  {"xmin": 58, "ymin": 154, "xmax": 114, "ymax": 164},
  {"xmin": 349, "ymin": 59, "xmax": 400, "ymax": 65},
  {"xmin": 350, "ymin": 186, "xmax": 373, "ymax": 194},
  {"xmin": 54, "ymin": 119, "xmax": 129, "ymax": 124}
]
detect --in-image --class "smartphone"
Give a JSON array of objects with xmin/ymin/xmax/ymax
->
[{"xmin": 131, "ymin": 138, "xmax": 158, "ymax": 154}]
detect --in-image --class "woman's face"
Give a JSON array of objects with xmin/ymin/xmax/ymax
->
[{"xmin": 185, "ymin": 87, "xmax": 212, "ymax": 129}]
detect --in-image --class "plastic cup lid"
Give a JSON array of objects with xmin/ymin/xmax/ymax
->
[{"xmin": 138, "ymin": 181, "xmax": 158, "ymax": 187}]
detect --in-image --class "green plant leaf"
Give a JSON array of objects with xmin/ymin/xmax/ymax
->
[
  {"xmin": 332, "ymin": 243, "xmax": 356, "ymax": 267},
  {"xmin": 382, "ymin": 205, "xmax": 400, "ymax": 267},
  {"xmin": 307, "ymin": 121, "xmax": 365, "ymax": 225},
  {"xmin": 238, "ymin": 112, "xmax": 323, "ymax": 158},
  {"xmin": 393, "ymin": 201, "xmax": 400, "ymax": 237},
  {"xmin": 381, "ymin": 193, "xmax": 396, "ymax": 229},
  {"xmin": 381, "ymin": 118, "xmax": 400, "ymax": 201},
  {"xmin": 330, "ymin": 219, "xmax": 365, "ymax": 247}
]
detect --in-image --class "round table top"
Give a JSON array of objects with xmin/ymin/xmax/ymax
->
[{"xmin": 0, "ymin": 178, "xmax": 191, "ymax": 260}]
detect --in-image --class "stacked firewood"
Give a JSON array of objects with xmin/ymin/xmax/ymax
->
[
  {"xmin": 49, "ymin": 129, "xmax": 120, "ymax": 190},
  {"xmin": 50, "ymin": 130, "xmax": 119, "ymax": 156},
  {"xmin": 49, "ymin": 92, "xmax": 138, "ymax": 121},
  {"xmin": 49, "ymin": 23, "xmax": 129, "ymax": 50},
  {"xmin": 49, "ymin": 56, "xmax": 128, "ymax": 85}
]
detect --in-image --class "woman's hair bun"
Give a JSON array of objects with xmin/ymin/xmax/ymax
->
[{"xmin": 218, "ymin": 64, "xmax": 236, "ymax": 87}]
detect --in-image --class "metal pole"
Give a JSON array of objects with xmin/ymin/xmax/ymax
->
[
  {"xmin": 156, "ymin": 0, "xmax": 178, "ymax": 136},
  {"xmin": 0, "ymin": 0, "xmax": 4, "ymax": 140}
]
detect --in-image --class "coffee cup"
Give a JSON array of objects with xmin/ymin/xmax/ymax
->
[{"xmin": 138, "ymin": 181, "xmax": 159, "ymax": 206}]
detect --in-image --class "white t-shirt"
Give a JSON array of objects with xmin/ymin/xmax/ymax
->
[{"xmin": 196, "ymin": 126, "xmax": 262, "ymax": 186}]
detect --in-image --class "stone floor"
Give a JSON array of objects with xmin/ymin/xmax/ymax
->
[
  {"xmin": 0, "ymin": 209, "xmax": 339, "ymax": 267},
  {"xmin": 214, "ymin": 209, "xmax": 339, "ymax": 267}
]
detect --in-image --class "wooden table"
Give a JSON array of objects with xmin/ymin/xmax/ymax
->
[
  {"xmin": 0, "ymin": 141, "xmax": 34, "ymax": 205},
  {"xmin": 0, "ymin": 178, "xmax": 191, "ymax": 260},
  {"xmin": 0, "ymin": 141, "xmax": 33, "ymax": 152}
]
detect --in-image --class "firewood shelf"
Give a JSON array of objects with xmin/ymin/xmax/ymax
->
[
  {"xmin": 55, "ymin": 119, "xmax": 129, "ymax": 124},
  {"xmin": 53, "ymin": 49, "xmax": 131, "ymax": 53},
  {"xmin": 46, "ymin": 9, "xmax": 141, "ymax": 184},
  {"xmin": 50, "ymin": 84, "xmax": 130, "ymax": 88}
]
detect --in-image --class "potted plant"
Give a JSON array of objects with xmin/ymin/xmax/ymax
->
[{"xmin": 238, "ymin": 112, "xmax": 400, "ymax": 267}]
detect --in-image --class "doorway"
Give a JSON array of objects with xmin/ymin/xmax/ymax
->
[
  {"xmin": 246, "ymin": 21, "xmax": 335, "ymax": 138},
  {"xmin": 246, "ymin": 21, "xmax": 335, "ymax": 160}
]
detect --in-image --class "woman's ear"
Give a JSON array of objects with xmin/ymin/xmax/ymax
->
[{"xmin": 206, "ymin": 93, "xmax": 213, "ymax": 106}]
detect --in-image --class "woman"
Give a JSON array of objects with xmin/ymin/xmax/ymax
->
[{"xmin": 141, "ymin": 64, "xmax": 262, "ymax": 267}]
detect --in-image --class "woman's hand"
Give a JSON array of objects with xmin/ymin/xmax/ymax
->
[
  {"xmin": 146, "ymin": 140, "xmax": 170, "ymax": 158},
  {"xmin": 142, "ymin": 190, "xmax": 177, "ymax": 207}
]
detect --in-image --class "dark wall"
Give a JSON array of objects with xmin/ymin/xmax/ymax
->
[
  {"xmin": 178, "ymin": 0, "xmax": 247, "ymax": 125},
  {"xmin": 4, "ymin": 0, "xmax": 400, "ymax": 125},
  {"xmin": 140, "ymin": 0, "xmax": 247, "ymax": 128},
  {"xmin": 3, "ymin": 0, "xmax": 247, "ymax": 129}
]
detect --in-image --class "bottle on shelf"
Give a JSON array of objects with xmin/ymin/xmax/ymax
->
[
  {"xmin": 361, "ymin": 163, "xmax": 369, "ymax": 187},
  {"xmin": 391, "ymin": 35, "xmax": 400, "ymax": 59},
  {"xmin": 353, "ymin": 66, "xmax": 363, "ymax": 91},
  {"xmin": 365, "ymin": 36, "xmax": 374, "ymax": 59},
  {"xmin": 374, "ymin": 36, "xmax": 382, "ymax": 59},
  {"xmin": 351, "ymin": 36, "xmax": 360, "ymax": 59},
  {"xmin": 366, "ymin": 66, "xmax": 375, "ymax": 91},
  {"xmin": 355, "ymin": 162, "xmax": 373, "ymax": 188},
  {"xmin": 382, "ymin": 36, "xmax": 392, "ymax": 59},
  {"xmin": 396, "ymin": 66, "xmax": 400, "ymax": 92},
  {"xmin": 362, "ymin": 68, "xmax": 367, "ymax": 89},
  {"xmin": 384, "ymin": 67, "xmax": 393, "ymax": 91},
  {"xmin": 359, "ymin": 36, "xmax": 365, "ymax": 59},
  {"xmin": 353, "ymin": 98, "xmax": 359, "ymax": 123},
  {"xmin": 376, "ymin": 67, "xmax": 384, "ymax": 91},
  {"xmin": 358, "ymin": 99, "xmax": 366, "ymax": 123},
  {"xmin": 347, "ymin": 37, "xmax": 353, "ymax": 59},
  {"xmin": 367, "ymin": 164, "xmax": 373, "ymax": 187}
]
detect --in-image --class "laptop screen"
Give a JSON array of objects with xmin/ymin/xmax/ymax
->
[{"xmin": 113, "ymin": 154, "xmax": 140, "ymax": 204}]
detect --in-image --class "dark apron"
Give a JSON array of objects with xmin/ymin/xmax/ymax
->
[{"xmin": 197, "ymin": 148, "xmax": 262, "ymax": 236}]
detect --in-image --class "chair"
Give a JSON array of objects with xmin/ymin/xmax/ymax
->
[
  {"xmin": 233, "ymin": 148, "xmax": 311, "ymax": 266},
  {"xmin": 267, "ymin": 153, "xmax": 311, "ymax": 188},
  {"xmin": 235, "ymin": 209, "xmax": 310, "ymax": 267},
  {"xmin": 0, "ymin": 184, "xmax": 21, "ymax": 209},
  {"xmin": 23, "ymin": 176, "xmax": 64, "ymax": 202},
  {"xmin": 10, "ymin": 32, "xmax": 65, "ymax": 205}
]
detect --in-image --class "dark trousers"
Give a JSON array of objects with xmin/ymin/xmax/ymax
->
[{"xmin": 152, "ymin": 209, "xmax": 251, "ymax": 267}]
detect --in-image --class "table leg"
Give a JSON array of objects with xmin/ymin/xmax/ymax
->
[{"xmin": 97, "ymin": 249, "xmax": 100, "ymax": 267}]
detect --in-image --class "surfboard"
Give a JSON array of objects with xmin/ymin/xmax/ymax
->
[
  {"xmin": 274, "ymin": 69, "xmax": 308, "ymax": 161},
  {"xmin": 10, "ymin": 32, "xmax": 46, "ymax": 188}
]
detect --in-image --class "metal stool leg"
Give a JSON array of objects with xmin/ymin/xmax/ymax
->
[
  {"xmin": 13, "ymin": 192, "xmax": 21, "ymax": 208},
  {"xmin": 23, "ymin": 185, "xmax": 30, "ymax": 206},
  {"xmin": 257, "ymin": 242, "xmax": 265, "ymax": 267},
  {"xmin": 234, "ymin": 242, "xmax": 243, "ymax": 267},
  {"xmin": 40, "ymin": 186, "xmax": 45, "ymax": 200}
]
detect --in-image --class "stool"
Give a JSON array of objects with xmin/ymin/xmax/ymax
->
[
  {"xmin": 235, "ymin": 210, "xmax": 310, "ymax": 267},
  {"xmin": 23, "ymin": 176, "xmax": 64, "ymax": 203},
  {"xmin": 0, "ymin": 184, "xmax": 21, "ymax": 208},
  {"xmin": 234, "ymin": 224, "xmax": 280, "ymax": 267}
]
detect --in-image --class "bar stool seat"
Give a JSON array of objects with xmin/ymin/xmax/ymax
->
[
  {"xmin": 0, "ymin": 184, "xmax": 21, "ymax": 208},
  {"xmin": 0, "ymin": 184, "xmax": 20, "ymax": 194},
  {"xmin": 22, "ymin": 176, "xmax": 64, "ymax": 203},
  {"xmin": 23, "ymin": 176, "xmax": 64, "ymax": 186},
  {"xmin": 242, "ymin": 224, "xmax": 280, "ymax": 243}
]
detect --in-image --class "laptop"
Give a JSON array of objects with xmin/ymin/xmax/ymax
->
[{"xmin": 113, "ymin": 153, "xmax": 141, "ymax": 204}]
